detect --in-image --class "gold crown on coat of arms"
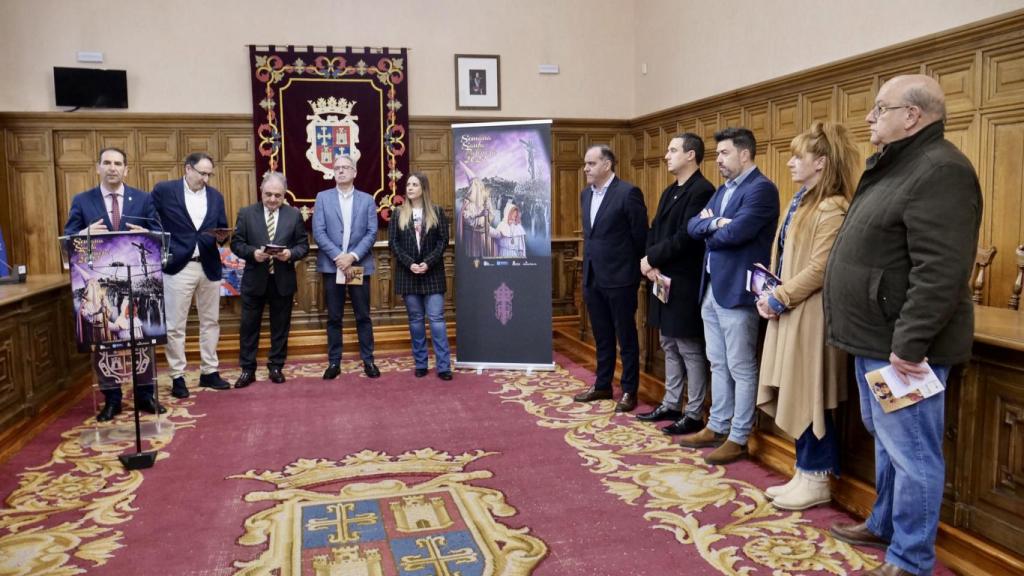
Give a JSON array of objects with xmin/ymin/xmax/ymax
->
[{"xmin": 309, "ymin": 96, "xmax": 356, "ymax": 116}]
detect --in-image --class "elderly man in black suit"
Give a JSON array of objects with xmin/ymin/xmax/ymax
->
[
  {"xmin": 230, "ymin": 172, "xmax": 309, "ymax": 387},
  {"xmin": 573, "ymin": 145, "xmax": 648, "ymax": 412},
  {"xmin": 636, "ymin": 133, "xmax": 715, "ymax": 434}
]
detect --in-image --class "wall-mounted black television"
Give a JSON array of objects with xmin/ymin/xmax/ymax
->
[{"xmin": 54, "ymin": 67, "xmax": 128, "ymax": 109}]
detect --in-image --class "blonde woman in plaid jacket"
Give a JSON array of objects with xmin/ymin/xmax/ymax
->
[{"xmin": 389, "ymin": 173, "xmax": 453, "ymax": 380}]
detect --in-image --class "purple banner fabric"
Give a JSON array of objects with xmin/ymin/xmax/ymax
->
[{"xmin": 249, "ymin": 46, "xmax": 410, "ymax": 225}]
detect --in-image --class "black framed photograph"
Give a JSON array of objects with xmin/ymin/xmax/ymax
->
[{"xmin": 455, "ymin": 54, "xmax": 500, "ymax": 110}]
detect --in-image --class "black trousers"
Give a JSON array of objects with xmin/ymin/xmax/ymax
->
[
  {"xmin": 323, "ymin": 274, "xmax": 375, "ymax": 365},
  {"xmin": 583, "ymin": 283, "xmax": 640, "ymax": 394},
  {"xmin": 239, "ymin": 279, "xmax": 294, "ymax": 371}
]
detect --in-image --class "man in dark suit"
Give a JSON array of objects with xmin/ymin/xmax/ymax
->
[
  {"xmin": 152, "ymin": 152, "xmax": 232, "ymax": 398},
  {"xmin": 573, "ymin": 145, "xmax": 648, "ymax": 412},
  {"xmin": 230, "ymin": 172, "xmax": 309, "ymax": 388},
  {"xmin": 64, "ymin": 147, "xmax": 165, "ymax": 421},
  {"xmin": 684, "ymin": 127, "xmax": 779, "ymax": 464},
  {"xmin": 312, "ymin": 154, "xmax": 380, "ymax": 380},
  {"xmin": 636, "ymin": 133, "xmax": 715, "ymax": 435}
]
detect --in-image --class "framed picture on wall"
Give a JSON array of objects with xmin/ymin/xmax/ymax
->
[{"xmin": 455, "ymin": 54, "xmax": 500, "ymax": 110}]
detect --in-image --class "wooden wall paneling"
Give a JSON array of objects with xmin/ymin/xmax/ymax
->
[
  {"xmin": 981, "ymin": 112, "xmax": 1024, "ymax": 308},
  {"xmin": 676, "ymin": 118, "xmax": 697, "ymax": 136},
  {"xmin": 0, "ymin": 319, "xmax": 23, "ymax": 432},
  {"xmin": 879, "ymin": 64, "xmax": 927, "ymax": 87},
  {"xmin": 770, "ymin": 96, "xmax": 800, "ymax": 141},
  {"xmin": 744, "ymin": 102, "xmax": 770, "ymax": 144},
  {"xmin": 223, "ymin": 167, "xmax": 258, "ymax": 225},
  {"xmin": 802, "ymin": 87, "xmax": 836, "ymax": 125},
  {"xmin": 10, "ymin": 165, "xmax": 60, "ymax": 275},
  {"xmin": 697, "ymin": 113, "xmax": 719, "ymax": 144},
  {"xmin": 767, "ymin": 142, "xmax": 799, "ymax": 209},
  {"xmin": 138, "ymin": 129, "xmax": 179, "ymax": 163},
  {"xmin": 643, "ymin": 126, "xmax": 661, "ymax": 158},
  {"xmin": 838, "ymin": 77, "xmax": 877, "ymax": 136},
  {"xmin": 554, "ymin": 165, "xmax": 581, "ymax": 236},
  {"xmin": 644, "ymin": 158, "xmax": 663, "ymax": 218},
  {"xmin": 721, "ymin": 107, "xmax": 742, "ymax": 130},
  {"xmin": 411, "ymin": 127, "xmax": 450, "ymax": 163},
  {"xmin": 5, "ymin": 129, "xmax": 51, "ymax": 163},
  {"xmin": 97, "ymin": 131, "xmax": 135, "ymax": 160},
  {"xmin": 983, "ymin": 42, "xmax": 1024, "ymax": 109},
  {"xmin": 139, "ymin": 164, "xmax": 180, "ymax": 192},
  {"xmin": 408, "ymin": 164, "xmax": 451, "ymax": 211},
  {"xmin": 0, "ymin": 133, "xmax": 8, "ymax": 264},
  {"xmin": 181, "ymin": 130, "xmax": 219, "ymax": 160},
  {"xmin": 220, "ymin": 131, "xmax": 254, "ymax": 164},
  {"xmin": 56, "ymin": 166, "xmax": 98, "ymax": 226},
  {"xmin": 552, "ymin": 133, "xmax": 584, "ymax": 163},
  {"xmin": 54, "ymin": 131, "xmax": 95, "ymax": 166},
  {"xmin": 24, "ymin": 304, "xmax": 62, "ymax": 402},
  {"xmin": 927, "ymin": 52, "xmax": 981, "ymax": 115}
]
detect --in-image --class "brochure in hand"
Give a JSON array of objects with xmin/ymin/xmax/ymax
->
[
  {"xmin": 336, "ymin": 265, "xmax": 364, "ymax": 285},
  {"xmin": 263, "ymin": 244, "xmax": 286, "ymax": 255},
  {"xmin": 864, "ymin": 364, "xmax": 945, "ymax": 413},
  {"xmin": 652, "ymin": 273, "xmax": 671, "ymax": 304},
  {"xmin": 746, "ymin": 263, "xmax": 781, "ymax": 297}
]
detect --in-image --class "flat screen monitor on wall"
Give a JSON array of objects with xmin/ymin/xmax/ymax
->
[{"xmin": 54, "ymin": 67, "xmax": 128, "ymax": 109}]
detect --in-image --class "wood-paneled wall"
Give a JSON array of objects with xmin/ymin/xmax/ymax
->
[{"xmin": 624, "ymin": 12, "xmax": 1024, "ymax": 311}]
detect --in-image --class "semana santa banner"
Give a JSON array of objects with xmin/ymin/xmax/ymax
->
[
  {"xmin": 249, "ymin": 46, "xmax": 409, "ymax": 225},
  {"xmin": 452, "ymin": 120, "xmax": 553, "ymax": 370}
]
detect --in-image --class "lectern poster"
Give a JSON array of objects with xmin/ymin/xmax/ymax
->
[
  {"xmin": 65, "ymin": 232, "xmax": 167, "ymax": 353},
  {"xmin": 452, "ymin": 119, "xmax": 553, "ymax": 368}
]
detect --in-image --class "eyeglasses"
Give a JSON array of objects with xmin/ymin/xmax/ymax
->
[
  {"xmin": 870, "ymin": 103, "xmax": 911, "ymax": 118},
  {"xmin": 188, "ymin": 166, "xmax": 214, "ymax": 178},
  {"xmin": 334, "ymin": 165, "xmax": 355, "ymax": 172}
]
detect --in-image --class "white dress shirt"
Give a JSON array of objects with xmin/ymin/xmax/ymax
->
[{"xmin": 183, "ymin": 180, "xmax": 208, "ymax": 257}]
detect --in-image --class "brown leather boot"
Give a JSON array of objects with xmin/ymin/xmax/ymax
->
[
  {"xmin": 678, "ymin": 427, "xmax": 727, "ymax": 448},
  {"xmin": 704, "ymin": 440, "xmax": 748, "ymax": 464}
]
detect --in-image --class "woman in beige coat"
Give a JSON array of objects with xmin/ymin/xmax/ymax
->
[{"xmin": 755, "ymin": 121, "xmax": 859, "ymax": 511}]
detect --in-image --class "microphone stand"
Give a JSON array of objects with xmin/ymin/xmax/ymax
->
[{"xmin": 117, "ymin": 261, "xmax": 157, "ymax": 470}]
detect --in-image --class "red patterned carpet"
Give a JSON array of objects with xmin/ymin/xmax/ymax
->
[{"xmin": 0, "ymin": 354, "xmax": 952, "ymax": 575}]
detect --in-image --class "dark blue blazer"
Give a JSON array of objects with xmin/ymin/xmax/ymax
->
[
  {"xmin": 64, "ymin": 185, "xmax": 160, "ymax": 235},
  {"xmin": 581, "ymin": 176, "xmax": 648, "ymax": 289},
  {"xmin": 687, "ymin": 167, "xmax": 779, "ymax": 309},
  {"xmin": 151, "ymin": 179, "xmax": 228, "ymax": 280}
]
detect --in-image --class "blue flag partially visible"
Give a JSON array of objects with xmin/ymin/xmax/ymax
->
[{"xmin": 0, "ymin": 226, "xmax": 9, "ymax": 277}]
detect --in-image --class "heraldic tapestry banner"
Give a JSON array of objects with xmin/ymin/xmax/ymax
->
[
  {"xmin": 453, "ymin": 120, "xmax": 554, "ymax": 370},
  {"xmin": 249, "ymin": 46, "xmax": 409, "ymax": 224}
]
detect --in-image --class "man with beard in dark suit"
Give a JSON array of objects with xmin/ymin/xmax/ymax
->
[
  {"xmin": 230, "ymin": 172, "xmax": 309, "ymax": 388},
  {"xmin": 636, "ymin": 134, "xmax": 715, "ymax": 435},
  {"xmin": 572, "ymin": 145, "xmax": 648, "ymax": 413}
]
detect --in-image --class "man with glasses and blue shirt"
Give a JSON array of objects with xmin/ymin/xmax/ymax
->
[
  {"xmin": 683, "ymin": 127, "xmax": 779, "ymax": 465},
  {"xmin": 824, "ymin": 75, "xmax": 981, "ymax": 576},
  {"xmin": 152, "ymin": 152, "xmax": 232, "ymax": 398}
]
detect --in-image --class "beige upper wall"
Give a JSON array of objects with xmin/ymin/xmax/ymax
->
[
  {"xmin": 634, "ymin": 0, "xmax": 1024, "ymax": 118},
  {"xmin": 1, "ymin": 0, "xmax": 1021, "ymax": 119},
  {"xmin": 0, "ymin": 0, "xmax": 636, "ymax": 119}
]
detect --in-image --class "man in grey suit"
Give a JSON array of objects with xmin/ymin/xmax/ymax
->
[
  {"xmin": 312, "ymin": 154, "xmax": 380, "ymax": 379},
  {"xmin": 230, "ymin": 172, "xmax": 309, "ymax": 388}
]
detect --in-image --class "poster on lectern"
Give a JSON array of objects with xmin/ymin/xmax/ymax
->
[{"xmin": 452, "ymin": 119, "xmax": 554, "ymax": 370}]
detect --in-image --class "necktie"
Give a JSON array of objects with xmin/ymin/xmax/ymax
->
[
  {"xmin": 266, "ymin": 210, "xmax": 277, "ymax": 273},
  {"xmin": 110, "ymin": 193, "xmax": 121, "ymax": 230}
]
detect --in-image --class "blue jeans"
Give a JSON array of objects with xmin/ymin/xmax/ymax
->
[
  {"xmin": 856, "ymin": 356, "xmax": 948, "ymax": 575},
  {"xmin": 795, "ymin": 411, "xmax": 838, "ymax": 474},
  {"xmin": 701, "ymin": 286, "xmax": 761, "ymax": 444},
  {"xmin": 404, "ymin": 293, "xmax": 451, "ymax": 373}
]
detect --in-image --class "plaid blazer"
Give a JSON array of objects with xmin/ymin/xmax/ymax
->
[{"xmin": 389, "ymin": 206, "xmax": 449, "ymax": 295}]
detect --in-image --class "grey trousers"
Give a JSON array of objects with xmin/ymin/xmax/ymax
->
[{"xmin": 660, "ymin": 333, "xmax": 709, "ymax": 420}]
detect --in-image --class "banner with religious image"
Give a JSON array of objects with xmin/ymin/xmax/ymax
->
[
  {"xmin": 452, "ymin": 120, "xmax": 554, "ymax": 369},
  {"xmin": 249, "ymin": 46, "xmax": 409, "ymax": 224}
]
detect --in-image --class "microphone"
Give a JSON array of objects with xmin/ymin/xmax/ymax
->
[{"xmin": 0, "ymin": 257, "xmax": 26, "ymax": 285}]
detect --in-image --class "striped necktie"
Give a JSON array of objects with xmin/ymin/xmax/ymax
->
[
  {"xmin": 110, "ymin": 193, "xmax": 121, "ymax": 230},
  {"xmin": 266, "ymin": 209, "xmax": 276, "ymax": 273}
]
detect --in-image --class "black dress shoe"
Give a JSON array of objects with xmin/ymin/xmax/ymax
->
[
  {"xmin": 323, "ymin": 364, "xmax": 341, "ymax": 379},
  {"xmin": 437, "ymin": 371, "xmax": 453, "ymax": 381},
  {"xmin": 615, "ymin": 392, "xmax": 638, "ymax": 413},
  {"xmin": 170, "ymin": 376, "xmax": 189, "ymax": 399},
  {"xmin": 199, "ymin": 371, "xmax": 231, "ymax": 390},
  {"xmin": 661, "ymin": 416, "xmax": 704, "ymax": 435},
  {"xmin": 96, "ymin": 402, "xmax": 122, "ymax": 422},
  {"xmin": 414, "ymin": 368, "xmax": 428, "ymax": 378},
  {"xmin": 636, "ymin": 405, "xmax": 683, "ymax": 422},
  {"xmin": 269, "ymin": 368, "xmax": 286, "ymax": 384},
  {"xmin": 234, "ymin": 370, "xmax": 257, "ymax": 389},
  {"xmin": 363, "ymin": 362, "xmax": 381, "ymax": 378},
  {"xmin": 135, "ymin": 397, "xmax": 167, "ymax": 415},
  {"xmin": 573, "ymin": 387, "xmax": 613, "ymax": 402}
]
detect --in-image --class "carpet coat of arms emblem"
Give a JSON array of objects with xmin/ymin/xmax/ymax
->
[{"xmin": 229, "ymin": 449, "xmax": 547, "ymax": 575}]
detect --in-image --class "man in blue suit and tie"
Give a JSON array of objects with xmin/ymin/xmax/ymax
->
[
  {"xmin": 64, "ymin": 148, "xmax": 166, "ymax": 421},
  {"xmin": 152, "ymin": 152, "xmax": 232, "ymax": 398},
  {"xmin": 683, "ymin": 127, "xmax": 779, "ymax": 464},
  {"xmin": 313, "ymin": 154, "xmax": 381, "ymax": 380}
]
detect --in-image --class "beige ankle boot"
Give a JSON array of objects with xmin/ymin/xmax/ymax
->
[
  {"xmin": 771, "ymin": 471, "xmax": 831, "ymax": 511},
  {"xmin": 765, "ymin": 470, "xmax": 802, "ymax": 500}
]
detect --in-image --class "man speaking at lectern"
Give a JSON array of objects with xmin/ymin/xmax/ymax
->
[{"xmin": 64, "ymin": 147, "xmax": 165, "ymax": 422}]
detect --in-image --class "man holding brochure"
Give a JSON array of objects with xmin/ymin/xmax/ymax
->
[
  {"xmin": 637, "ymin": 134, "xmax": 714, "ymax": 435},
  {"xmin": 230, "ymin": 172, "xmax": 308, "ymax": 388},
  {"xmin": 313, "ymin": 154, "xmax": 380, "ymax": 380},
  {"xmin": 823, "ymin": 75, "xmax": 982, "ymax": 576}
]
